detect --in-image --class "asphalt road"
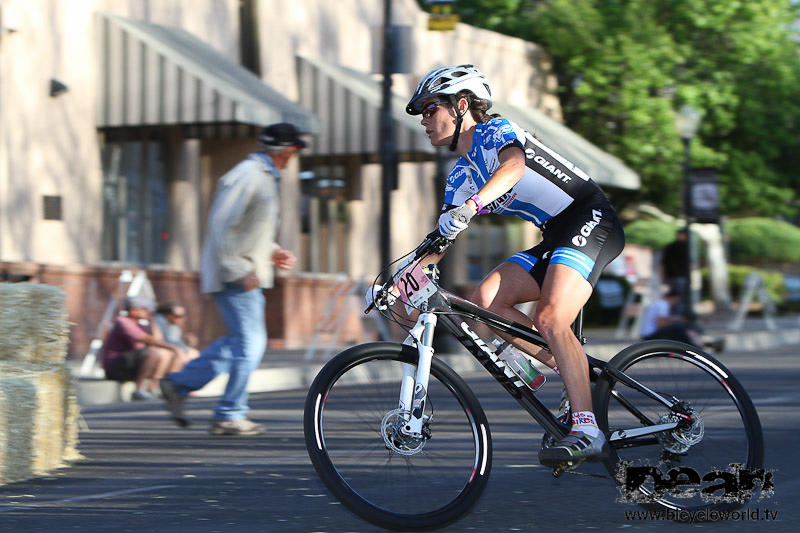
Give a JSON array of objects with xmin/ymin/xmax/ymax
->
[{"xmin": 1, "ymin": 346, "xmax": 798, "ymax": 532}]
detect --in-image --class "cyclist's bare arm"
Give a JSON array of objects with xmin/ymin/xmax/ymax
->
[{"xmin": 467, "ymin": 146, "xmax": 525, "ymax": 209}]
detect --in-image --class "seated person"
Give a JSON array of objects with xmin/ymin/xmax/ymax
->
[
  {"xmin": 639, "ymin": 289, "xmax": 724, "ymax": 351},
  {"xmin": 101, "ymin": 296, "xmax": 190, "ymax": 400},
  {"xmin": 153, "ymin": 301, "xmax": 200, "ymax": 361}
]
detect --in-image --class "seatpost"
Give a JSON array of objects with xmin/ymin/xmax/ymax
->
[{"xmin": 571, "ymin": 308, "xmax": 586, "ymax": 345}]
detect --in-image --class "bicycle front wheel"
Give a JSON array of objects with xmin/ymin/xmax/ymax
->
[
  {"xmin": 595, "ymin": 340, "xmax": 764, "ymax": 518},
  {"xmin": 304, "ymin": 342, "xmax": 492, "ymax": 531}
]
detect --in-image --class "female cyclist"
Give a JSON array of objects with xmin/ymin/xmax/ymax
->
[{"xmin": 406, "ymin": 65, "xmax": 625, "ymax": 466}]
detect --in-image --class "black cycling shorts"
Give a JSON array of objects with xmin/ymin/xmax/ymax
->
[{"xmin": 506, "ymin": 203, "xmax": 625, "ymax": 288}]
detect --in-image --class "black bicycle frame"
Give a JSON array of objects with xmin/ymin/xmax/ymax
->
[{"xmin": 425, "ymin": 288, "xmax": 688, "ymax": 446}]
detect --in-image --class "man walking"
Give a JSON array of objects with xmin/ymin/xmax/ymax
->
[{"xmin": 161, "ymin": 123, "xmax": 303, "ymax": 435}]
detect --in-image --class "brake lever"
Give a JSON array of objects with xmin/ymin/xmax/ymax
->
[
  {"xmin": 415, "ymin": 231, "xmax": 450, "ymax": 259},
  {"xmin": 364, "ymin": 284, "xmax": 396, "ymax": 314}
]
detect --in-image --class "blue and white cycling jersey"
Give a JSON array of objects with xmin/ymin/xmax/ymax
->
[{"xmin": 443, "ymin": 117, "xmax": 606, "ymax": 227}]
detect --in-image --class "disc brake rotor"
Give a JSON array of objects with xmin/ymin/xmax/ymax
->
[
  {"xmin": 381, "ymin": 408, "xmax": 427, "ymax": 456},
  {"xmin": 657, "ymin": 411, "xmax": 704, "ymax": 454}
]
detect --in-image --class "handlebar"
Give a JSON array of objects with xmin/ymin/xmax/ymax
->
[
  {"xmin": 414, "ymin": 230, "xmax": 452, "ymax": 260},
  {"xmin": 364, "ymin": 230, "xmax": 452, "ymax": 313}
]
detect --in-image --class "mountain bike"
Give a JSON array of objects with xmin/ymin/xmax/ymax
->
[{"xmin": 303, "ymin": 232, "xmax": 764, "ymax": 530}]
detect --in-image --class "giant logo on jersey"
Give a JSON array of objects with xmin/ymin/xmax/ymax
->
[
  {"xmin": 572, "ymin": 209, "xmax": 603, "ymax": 247},
  {"xmin": 525, "ymin": 149, "xmax": 573, "ymax": 184}
]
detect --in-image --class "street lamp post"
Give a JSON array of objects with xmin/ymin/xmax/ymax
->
[
  {"xmin": 675, "ymin": 104, "xmax": 701, "ymax": 321},
  {"xmin": 380, "ymin": 0, "xmax": 398, "ymax": 283}
]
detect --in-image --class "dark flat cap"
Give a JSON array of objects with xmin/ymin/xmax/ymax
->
[{"xmin": 259, "ymin": 123, "xmax": 307, "ymax": 148}]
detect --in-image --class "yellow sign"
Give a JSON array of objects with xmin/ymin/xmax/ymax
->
[
  {"xmin": 429, "ymin": 14, "xmax": 460, "ymax": 31},
  {"xmin": 429, "ymin": 4, "xmax": 459, "ymax": 31}
]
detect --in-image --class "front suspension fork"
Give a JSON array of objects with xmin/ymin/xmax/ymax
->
[{"xmin": 398, "ymin": 312, "xmax": 437, "ymax": 436}]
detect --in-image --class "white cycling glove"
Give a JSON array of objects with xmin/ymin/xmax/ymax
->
[
  {"xmin": 364, "ymin": 284, "xmax": 396, "ymax": 311},
  {"xmin": 438, "ymin": 204, "xmax": 475, "ymax": 240}
]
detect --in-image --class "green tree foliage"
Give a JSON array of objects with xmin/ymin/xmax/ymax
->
[
  {"xmin": 623, "ymin": 216, "xmax": 800, "ymax": 263},
  {"xmin": 623, "ymin": 219, "xmax": 679, "ymax": 249},
  {"xmin": 726, "ymin": 217, "xmax": 800, "ymax": 263},
  {"xmin": 419, "ymin": 0, "xmax": 800, "ymax": 217}
]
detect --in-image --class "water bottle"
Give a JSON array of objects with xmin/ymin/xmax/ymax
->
[{"xmin": 492, "ymin": 340, "xmax": 546, "ymax": 391}]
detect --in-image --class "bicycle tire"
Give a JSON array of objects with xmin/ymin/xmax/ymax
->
[
  {"xmin": 304, "ymin": 342, "xmax": 492, "ymax": 531},
  {"xmin": 594, "ymin": 340, "xmax": 764, "ymax": 519}
]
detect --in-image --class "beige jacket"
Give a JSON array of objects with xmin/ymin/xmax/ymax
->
[{"xmin": 200, "ymin": 154, "xmax": 281, "ymax": 293}]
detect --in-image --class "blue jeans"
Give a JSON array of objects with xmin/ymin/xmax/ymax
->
[{"xmin": 167, "ymin": 283, "xmax": 267, "ymax": 421}]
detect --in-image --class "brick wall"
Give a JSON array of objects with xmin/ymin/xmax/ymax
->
[{"xmin": 1, "ymin": 262, "xmax": 365, "ymax": 359}]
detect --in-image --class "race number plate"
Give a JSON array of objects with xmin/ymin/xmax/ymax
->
[{"xmin": 397, "ymin": 263, "xmax": 436, "ymax": 314}]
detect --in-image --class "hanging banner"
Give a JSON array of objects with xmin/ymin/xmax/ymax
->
[{"xmin": 689, "ymin": 168, "xmax": 720, "ymax": 223}]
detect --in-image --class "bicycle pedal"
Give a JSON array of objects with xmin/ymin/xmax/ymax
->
[{"xmin": 551, "ymin": 458, "xmax": 586, "ymax": 477}]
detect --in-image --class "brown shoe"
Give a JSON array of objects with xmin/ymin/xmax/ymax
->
[{"xmin": 209, "ymin": 418, "xmax": 266, "ymax": 436}]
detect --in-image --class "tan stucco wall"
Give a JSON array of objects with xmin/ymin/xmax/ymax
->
[
  {"xmin": 0, "ymin": 0, "xmax": 241, "ymax": 266},
  {"xmin": 1, "ymin": 0, "xmax": 103, "ymax": 264},
  {"xmin": 257, "ymin": 0, "xmax": 561, "ymax": 116}
]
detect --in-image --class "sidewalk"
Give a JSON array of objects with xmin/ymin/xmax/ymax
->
[{"xmin": 72, "ymin": 314, "xmax": 800, "ymax": 406}]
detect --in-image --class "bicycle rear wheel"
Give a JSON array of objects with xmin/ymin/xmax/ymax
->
[
  {"xmin": 595, "ymin": 340, "xmax": 764, "ymax": 519},
  {"xmin": 304, "ymin": 342, "xmax": 492, "ymax": 531}
]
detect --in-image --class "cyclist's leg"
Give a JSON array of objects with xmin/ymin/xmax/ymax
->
[
  {"xmin": 534, "ymin": 202, "xmax": 624, "ymax": 414},
  {"xmin": 534, "ymin": 264, "xmax": 612, "ymax": 464},
  {"xmin": 533, "ymin": 264, "xmax": 593, "ymax": 412},
  {"xmin": 470, "ymin": 262, "xmax": 556, "ymax": 368}
]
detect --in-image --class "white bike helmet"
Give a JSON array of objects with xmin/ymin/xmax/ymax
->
[{"xmin": 406, "ymin": 64, "xmax": 493, "ymax": 116}]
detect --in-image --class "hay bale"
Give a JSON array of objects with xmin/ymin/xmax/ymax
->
[
  {"xmin": 61, "ymin": 373, "xmax": 81, "ymax": 463},
  {"xmin": 0, "ymin": 362, "xmax": 81, "ymax": 485},
  {"xmin": 0, "ymin": 283, "xmax": 36, "ymax": 362},
  {"xmin": 0, "ymin": 369, "xmax": 38, "ymax": 484},
  {"xmin": 0, "ymin": 283, "xmax": 77, "ymax": 485},
  {"xmin": 0, "ymin": 283, "xmax": 69, "ymax": 364},
  {"xmin": 30, "ymin": 284, "xmax": 70, "ymax": 365},
  {"xmin": 30, "ymin": 366, "xmax": 67, "ymax": 473}
]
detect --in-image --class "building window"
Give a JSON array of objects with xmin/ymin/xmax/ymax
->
[
  {"xmin": 42, "ymin": 195, "xmax": 63, "ymax": 220},
  {"xmin": 100, "ymin": 139, "xmax": 169, "ymax": 265},
  {"xmin": 239, "ymin": 0, "xmax": 261, "ymax": 76},
  {"xmin": 299, "ymin": 165, "xmax": 348, "ymax": 273}
]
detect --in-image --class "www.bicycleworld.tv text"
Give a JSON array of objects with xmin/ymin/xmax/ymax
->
[{"xmin": 624, "ymin": 507, "xmax": 779, "ymax": 522}]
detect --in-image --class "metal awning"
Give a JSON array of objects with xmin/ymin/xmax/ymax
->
[
  {"xmin": 296, "ymin": 56, "xmax": 638, "ymax": 189},
  {"xmin": 95, "ymin": 13, "xmax": 319, "ymax": 133},
  {"xmin": 297, "ymin": 56, "xmax": 434, "ymax": 156},
  {"xmin": 492, "ymin": 102, "xmax": 640, "ymax": 189}
]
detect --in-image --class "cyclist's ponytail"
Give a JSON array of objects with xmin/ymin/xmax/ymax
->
[{"xmin": 454, "ymin": 90, "xmax": 501, "ymax": 123}]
